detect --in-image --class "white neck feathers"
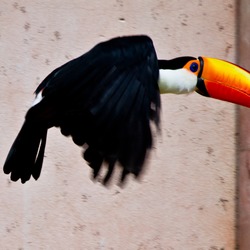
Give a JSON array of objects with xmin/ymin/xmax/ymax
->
[{"xmin": 158, "ymin": 68, "xmax": 197, "ymax": 94}]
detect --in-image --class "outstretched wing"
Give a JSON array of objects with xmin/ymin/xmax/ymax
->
[{"xmin": 29, "ymin": 35, "xmax": 161, "ymax": 183}]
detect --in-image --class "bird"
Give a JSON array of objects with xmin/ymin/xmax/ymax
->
[{"xmin": 3, "ymin": 35, "xmax": 250, "ymax": 184}]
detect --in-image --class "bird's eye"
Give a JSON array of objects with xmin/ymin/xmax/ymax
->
[{"xmin": 190, "ymin": 62, "xmax": 199, "ymax": 72}]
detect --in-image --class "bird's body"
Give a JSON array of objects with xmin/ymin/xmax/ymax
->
[
  {"xmin": 4, "ymin": 35, "xmax": 161, "ymax": 183},
  {"xmin": 4, "ymin": 35, "xmax": 250, "ymax": 184}
]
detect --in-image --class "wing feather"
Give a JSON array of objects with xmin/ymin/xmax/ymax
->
[{"xmin": 32, "ymin": 35, "xmax": 161, "ymax": 182}]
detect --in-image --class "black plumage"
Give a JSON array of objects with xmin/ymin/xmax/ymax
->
[{"xmin": 3, "ymin": 35, "xmax": 161, "ymax": 184}]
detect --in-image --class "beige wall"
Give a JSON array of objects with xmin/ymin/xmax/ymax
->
[
  {"xmin": 237, "ymin": 0, "xmax": 250, "ymax": 249},
  {"xmin": 0, "ymin": 1, "xmax": 237, "ymax": 249}
]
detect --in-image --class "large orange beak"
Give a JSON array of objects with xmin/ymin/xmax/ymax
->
[{"xmin": 196, "ymin": 57, "xmax": 250, "ymax": 108}]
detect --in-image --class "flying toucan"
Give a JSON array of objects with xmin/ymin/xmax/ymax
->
[{"xmin": 3, "ymin": 35, "xmax": 250, "ymax": 184}]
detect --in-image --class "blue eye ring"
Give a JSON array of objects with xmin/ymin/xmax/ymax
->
[{"xmin": 190, "ymin": 62, "xmax": 199, "ymax": 72}]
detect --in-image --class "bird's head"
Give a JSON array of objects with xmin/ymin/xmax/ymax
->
[{"xmin": 159, "ymin": 56, "xmax": 250, "ymax": 108}]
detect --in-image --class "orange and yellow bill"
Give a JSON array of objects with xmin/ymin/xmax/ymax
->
[{"xmin": 196, "ymin": 57, "xmax": 250, "ymax": 108}]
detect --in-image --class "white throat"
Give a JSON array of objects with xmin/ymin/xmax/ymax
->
[{"xmin": 158, "ymin": 68, "xmax": 197, "ymax": 94}]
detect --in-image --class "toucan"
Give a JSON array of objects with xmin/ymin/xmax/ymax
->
[{"xmin": 3, "ymin": 35, "xmax": 250, "ymax": 184}]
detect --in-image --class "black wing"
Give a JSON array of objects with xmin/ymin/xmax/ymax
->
[{"xmin": 27, "ymin": 35, "xmax": 161, "ymax": 183}]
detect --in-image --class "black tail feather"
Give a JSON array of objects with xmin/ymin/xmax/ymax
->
[
  {"xmin": 32, "ymin": 129, "xmax": 47, "ymax": 180},
  {"xmin": 3, "ymin": 121, "xmax": 47, "ymax": 183}
]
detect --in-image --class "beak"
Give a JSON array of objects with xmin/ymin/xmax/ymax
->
[{"xmin": 196, "ymin": 57, "xmax": 250, "ymax": 108}]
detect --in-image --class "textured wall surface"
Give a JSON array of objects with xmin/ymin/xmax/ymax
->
[
  {"xmin": 0, "ymin": 1, "xmax": 236, "ymax": 249},
  {"xmin": 237, "ymin": 0, "xmax": 250, "ymax": 249}
]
